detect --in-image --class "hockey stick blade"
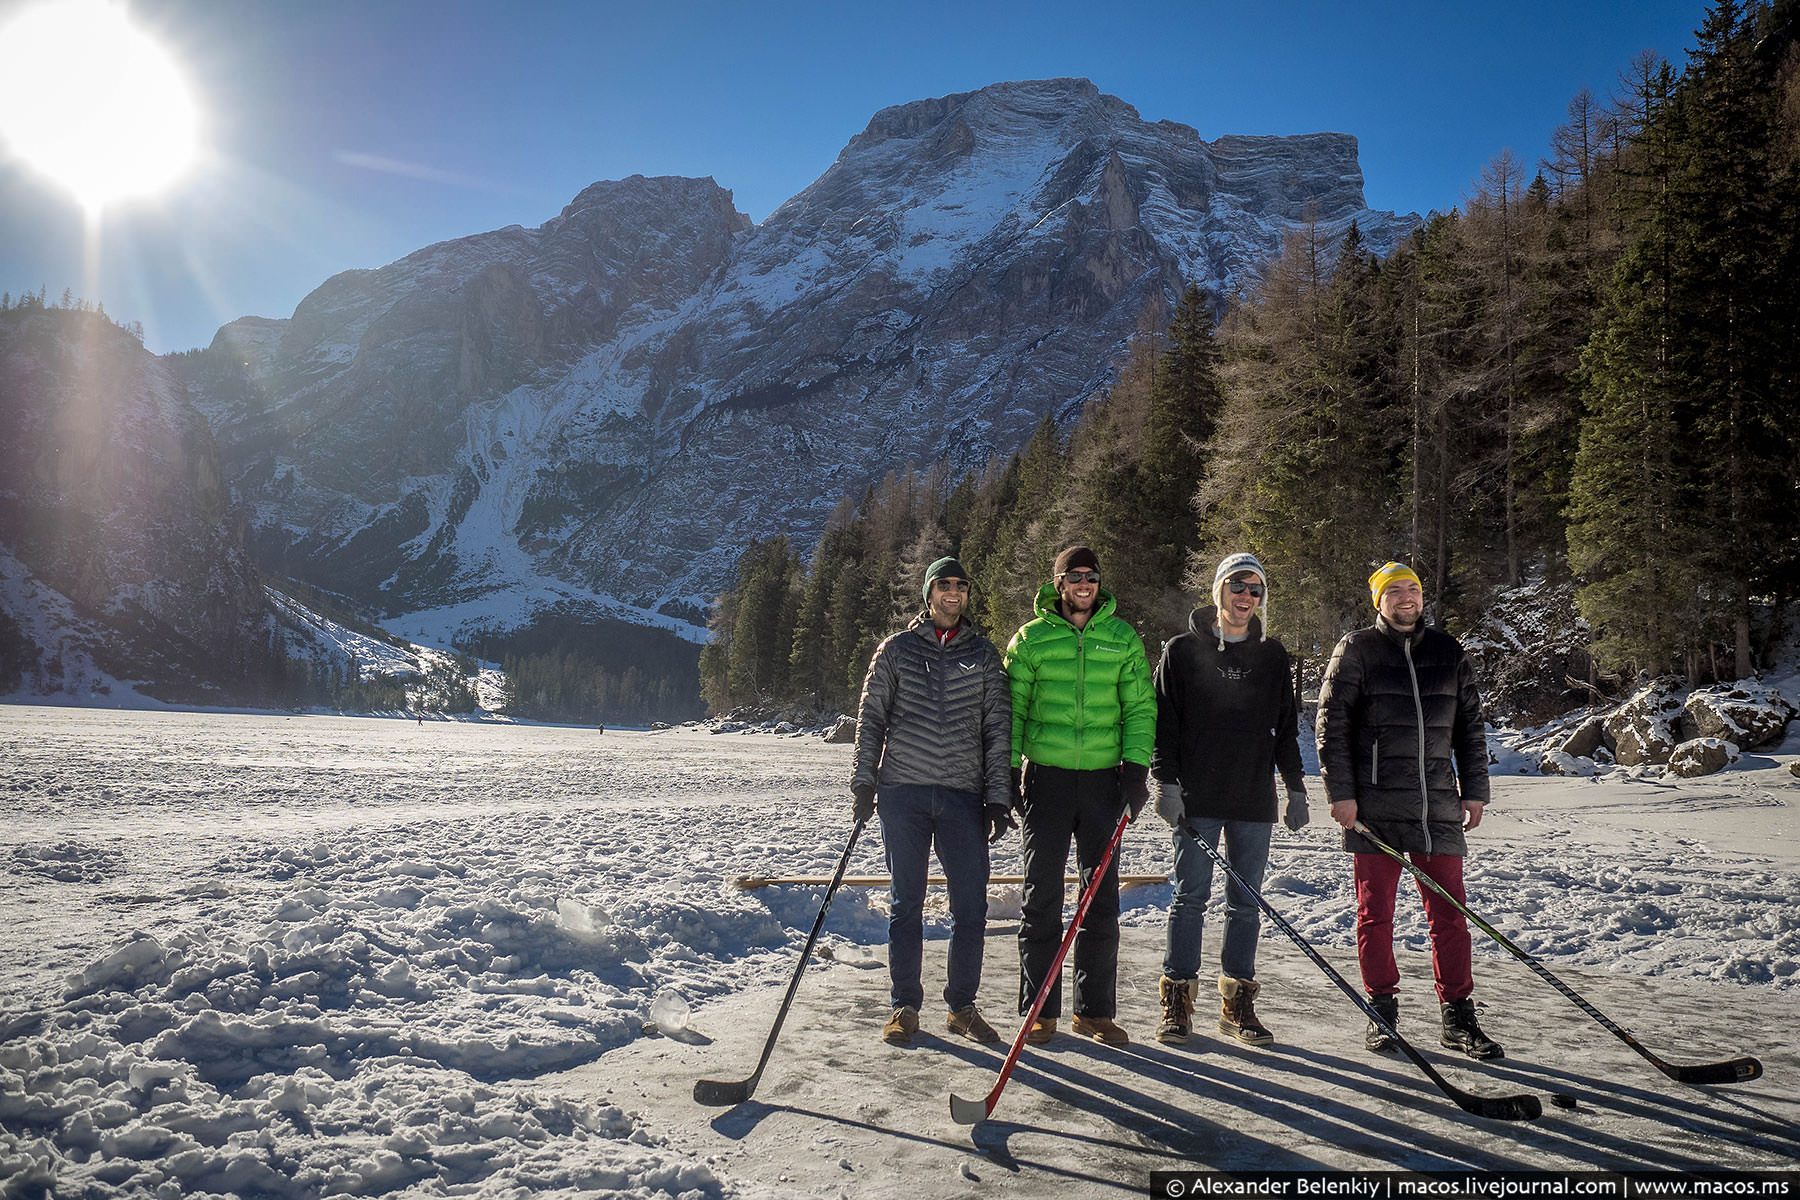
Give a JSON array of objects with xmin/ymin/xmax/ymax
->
[
  {"xmin": 1464, "ymin": 1090, "xmax": 1542, "ymax": 1121},
  {"xmin": 948, "ymin": 1093, "xmax": 990, "ymax": 1125},
  {"xmin": 692, "ymin": 1077, "xmax": 754, "ymax": 1107},
  {"xmin": 1667, "ymin": 1057, "xmax": 1762, "ymax": 1085}
]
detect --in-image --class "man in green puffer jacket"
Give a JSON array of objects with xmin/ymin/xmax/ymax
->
[{"xmin": 1003, "ymin": 545, "xmax": 1156, "ymax": 1046}]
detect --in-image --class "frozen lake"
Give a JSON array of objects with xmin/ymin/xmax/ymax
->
[{"xmin": 2, "ymin": 704, "xmax": 1796, "ymax": 1195}]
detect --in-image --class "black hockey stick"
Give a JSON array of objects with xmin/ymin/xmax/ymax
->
[
  {"xmin": 950, "ymin": 809, "xmax": 1132, "ymax": 1125},
  {"xmin": 1196, "ymin": 833, "xmax": 1540, "ymax": 1120},
  {"xmin": 694, "ymin": 816, "xmax": 867, "ymax": 1106},
  {"xmin": 1354, "ymin": 821, "xmax": 1761, "ymax": 1085}
]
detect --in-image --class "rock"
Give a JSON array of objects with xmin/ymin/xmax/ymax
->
[
  {"xmin": 1679, "ymin": 683, "xmax": 1796, "ymax": 751},
  {"xmin": 1558, "ymin": 717, "xmax": 1608, "ymax": 760},
  {"xmin": 1538, "ymin": 750, "xmax": 1597, "ymax": 777},
  {"xmin": 1603, "ymin": 680, "xmax": 1686, "ymax": 767},
  {"xmin": 1789, "ymin": 760, "xmax": 1800, "ymax": 779},
  {"xmin": 1668, "ymin": 738, "xmax": 1739, "ymax": 778},
  {"xmin": 823, "ymin": 716, "xmax": 857, "ymax": 744}
]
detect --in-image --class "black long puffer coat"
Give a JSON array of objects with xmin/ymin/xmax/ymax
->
[{"xmin": 1316, "ymin": 616, "xmax": 1489, "ymax": 856}]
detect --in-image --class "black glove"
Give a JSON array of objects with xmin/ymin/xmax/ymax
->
[
  {"xmin": 985, "ymin": 803, "xmax": 1017, "ymax": 845},
  {"xmin": 1119, "ymin": 761, "xmax": 1150, "ymax": 820},
  {"xmin": 1283, "ymin": 786, "xmax": 1310, "ymax": 832},
  {"xmin": 851, "ymin": 784, "xmax": 875, "ymax": 824}
]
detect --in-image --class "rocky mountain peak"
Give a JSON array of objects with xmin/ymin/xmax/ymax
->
[{"xmin": 169, "ymin": 80, "xmax": 1420, "ymax": 666}]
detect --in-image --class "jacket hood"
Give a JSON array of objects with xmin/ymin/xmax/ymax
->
[{"xmin": 1034, "ymin": 580, "xmax": 1118, "ymax": 625}]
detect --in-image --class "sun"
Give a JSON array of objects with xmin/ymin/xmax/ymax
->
[{"xmin": 0, "ymin": 0, "xmax": 202, "ymax": 214}]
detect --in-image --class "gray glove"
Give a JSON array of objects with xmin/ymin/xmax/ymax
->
[
  {"xmin": 1283, "ymin": 786, "xmax": 1310, "ymax": 832},
  {"xmin": 1154, "ymin": 782, "xmax": 1184, "ymax": 828},
  {"xmin": 852, "ymin": 785, "xmax": 875, "ymax": 824}
]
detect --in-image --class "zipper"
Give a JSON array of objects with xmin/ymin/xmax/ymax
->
[
  {"xmin": 1073, "ymin": 627, "xmax": 1086, "ymax": 760},
  {"xmin": 1403, "ymin": 634, "xmax": 1432, "ymax": 855},
  {"xmin": 1369, "ymin": 742, "xmax": 1379, "ymax": 786}
]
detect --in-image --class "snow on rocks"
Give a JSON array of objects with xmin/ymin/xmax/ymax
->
[
  {"xmin": 1604, "ymin": 679, "xmax": 1687, "ymax": 767},
  {"xmin": 1668, "ymin": 737, "xmax": 1740, "ymax": 778}
]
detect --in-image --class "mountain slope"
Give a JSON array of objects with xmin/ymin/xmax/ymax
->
[{"xmin": 178, "ymin": 78, "xmax": 1418, "ymax": 651}]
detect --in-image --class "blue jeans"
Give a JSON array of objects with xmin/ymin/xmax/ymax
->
[
  {"xmin": 1163, "ymin": 817, "xmax": 1272, "ymax": 982},
  {"xmin": 878, "ymin": 784, "xmax": 990, "ymax": 1012}
]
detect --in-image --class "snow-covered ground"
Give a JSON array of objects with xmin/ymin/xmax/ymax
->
[{"xmin": 2, "ymin": 705, "xmax": 1796, "ymax": 1196}]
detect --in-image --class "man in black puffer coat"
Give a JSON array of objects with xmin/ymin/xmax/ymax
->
[
  {"xmin": 853, "ymin": 557, "xmax": 1013, "ymax": 1048},
  {"xmin": 1318, "ymin": 561, "xmax": 1501, "ymax": 1060}
]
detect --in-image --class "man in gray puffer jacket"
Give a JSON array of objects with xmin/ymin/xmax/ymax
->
[{"xmin": 853, "ymin": 556, "xmax": 1013, "ymax": 1047}]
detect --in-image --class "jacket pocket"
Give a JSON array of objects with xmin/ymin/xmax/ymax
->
[{"xmin": 1369, "ymin": 741, "xmax": 1379, "ymax": 786}]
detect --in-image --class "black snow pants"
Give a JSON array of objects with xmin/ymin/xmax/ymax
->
[{"xmin": 1017, "ymin": 762, "xmax": 1124, "ymax": 1019}]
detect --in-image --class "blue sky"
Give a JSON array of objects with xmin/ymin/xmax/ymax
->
[{"xmin": 1, "ymin": 0, "xmax": 1708, "ymax": 354}]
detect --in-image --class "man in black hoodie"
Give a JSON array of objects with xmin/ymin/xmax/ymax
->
[{"xmin": 1151, "ymin": 552, "xmax": 1309, "ymax": 1046}]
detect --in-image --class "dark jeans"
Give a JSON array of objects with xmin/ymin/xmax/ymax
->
[
  {"xmin": 1017, "ymin": 763, "xmax": 1123, "ymax": 1019},
  {"xmin": 1164, "ymin": 816, "xmax": 1272, "ymax": 981},
  {"xmin": 878, "ymin": 783, "xmax": 990, "ymax": 1012}
]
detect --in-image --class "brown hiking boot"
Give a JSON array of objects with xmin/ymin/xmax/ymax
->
[
  {"xmin": 1072, "ymin": 1014, "xmax": 1130, "ymax": 1046},
  {"xmin": 882, "ymin": 1005, "xmax": 919, "ymax": 1045},
  {"xmin": 1157, "ymin": 976, "xmax": 1196, "ymax": 1044},
  {"xmin": 946, "ymin": 1005, "xmax": 1001, "ymax": 1044},
  {"xmin": 1218, "ymin": 976, "xmax": 1273, "ymax": 1046},
  {"xmin": 1024, "ymin": 1016, "xmax": 1057, "ymax": 1045}
]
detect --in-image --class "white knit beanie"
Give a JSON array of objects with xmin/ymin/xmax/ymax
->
[{"xmin": 1211, "ymin": 552, "xmax": 1268, "ymax": 649}]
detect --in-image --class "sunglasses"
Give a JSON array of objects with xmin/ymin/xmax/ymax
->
[
  {"xmin": 1059, "ymin": 571, "xmax": 1101, "ymax": 584},
  {"xmin": 1227, "ymin": 581, "xmax": 1265, "ymax": 598},
  {"xmin": 932, "ymin": 579, "xmax": 971, "ymax": 593}
]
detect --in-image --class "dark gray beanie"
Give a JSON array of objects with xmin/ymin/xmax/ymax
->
[{"xmin": 922, "ymin": 556, "xmax": 971, "ymax": 604}]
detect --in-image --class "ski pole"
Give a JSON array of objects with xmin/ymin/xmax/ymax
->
[
  {"xmin": 950, "ymin": 808, "xmax": 1131, "ymax": 1126},
  {"xmin": 1194, "ymin": 831, "xmax": 1540, "ymax": 1120},
  {"xmin": 693, "ymin": 816, "xmax": 868, "ymax": 1106},
  {"xmin": 1352, "ymin": 821, "xmax": 1761, "ymax": 1085}
]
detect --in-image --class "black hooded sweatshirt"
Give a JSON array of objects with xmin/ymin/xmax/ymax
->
[{"xmin": 1151, "ymin": 606, "xmax": 1305, "ymax": 823}]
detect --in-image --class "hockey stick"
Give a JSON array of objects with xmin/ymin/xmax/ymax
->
[
  {"xmin": 1196, "ymin": 832, "xmax": 1540, "ymax": 1120},
  {"xmin": 1354, "ymin": 821, "xmax": 1761, "ymax": 1085},
  {"xmin": 950, "ymin": 809, "xmax": 1132, "ymax": 1125},
  {"xmin": 693, "ymin": 816, "xmax": 868, "ymax": 1106}
]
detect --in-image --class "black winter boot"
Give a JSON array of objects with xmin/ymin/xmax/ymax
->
[
  {"xmin": 1364, "ymin": 994, "xmax": 1399, "ymax": 1053},
  {"xmin": 1440, "ymin": 998, "xmax": 1504, "ymax": 1060}
]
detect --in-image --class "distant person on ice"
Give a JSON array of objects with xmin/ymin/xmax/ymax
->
[
  {"xmin": 1004, "ymin": 546, "xmax": 1155, "ymax": 1046},
  {"xmin": 1150, "ymin": 552, "xmax": 1309, "ymax": 1046},
  {"xmin": 1317, "ymin": 561, "xmax": 1502, "ymax": 1059},
  {"xmin": 852, "ymin": 556, "xmax": 1014, "ymax": 1047}
]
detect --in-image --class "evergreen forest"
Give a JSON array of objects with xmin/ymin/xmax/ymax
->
[{"xmin": 699, "ymin": 0, "xmax": 1800, "ymax": 720}]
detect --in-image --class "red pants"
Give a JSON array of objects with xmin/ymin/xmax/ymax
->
[{"xmin": 1352, "ymin": 851, "xmax": 1473, "ymax": 1003}]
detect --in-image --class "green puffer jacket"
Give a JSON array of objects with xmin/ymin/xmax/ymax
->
[{"xmin": 1003, "ymin": 583, "xmax": 1156, "ymax": 771}]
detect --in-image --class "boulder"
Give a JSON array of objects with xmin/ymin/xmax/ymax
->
[
  {"xmin": 1679, "ymin": 683, "xmax": 1797, "ymax": 751},
  {"xmin": 1789, "ymin": 760, "xmax": 1800, "ymax": 779},
  {"xmin": 1538, "ymin": 750, "xmax": 1597, "ymax": 777},
  {"xmin": 823, "ymin": 716, "xmax": 857, "ymax": 744},
  {"xmin": 1558, "ymin": 717, "xmax": 1608, "ymax": 760},
  {"xmin": 1603, "ymin": 680, "xmax": 1686, "ymax": 767},
  {"xmin": 1668, "ymin": 738, "xmax": 1739, "ymax": 778}
]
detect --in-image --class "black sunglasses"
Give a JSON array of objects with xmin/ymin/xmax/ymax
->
[
  {"xmin": 1227, "ymin": 581, "xmax": 1265, "ymax": 598},
  {"xmin": 1059, "ymin": 571, "xmax": 1101, "ymax": 584}
]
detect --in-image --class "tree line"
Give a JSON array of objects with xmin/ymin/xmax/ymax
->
[{"xmin": 700, "ymin": 0, "xmax": 1799, "ymax": 718}]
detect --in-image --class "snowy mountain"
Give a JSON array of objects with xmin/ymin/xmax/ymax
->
[
  {"xmin": 0, "ymin": 306, "xmax": 268, "ymax": 702},
  {"xmin": 177, "ymin": 78, "xmax": 1417, "ymax": 654}
]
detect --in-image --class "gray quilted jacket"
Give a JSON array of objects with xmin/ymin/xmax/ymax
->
[{"xmin": 852, "ymin": 616, "xmax": 1012, "ymax": 807}]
